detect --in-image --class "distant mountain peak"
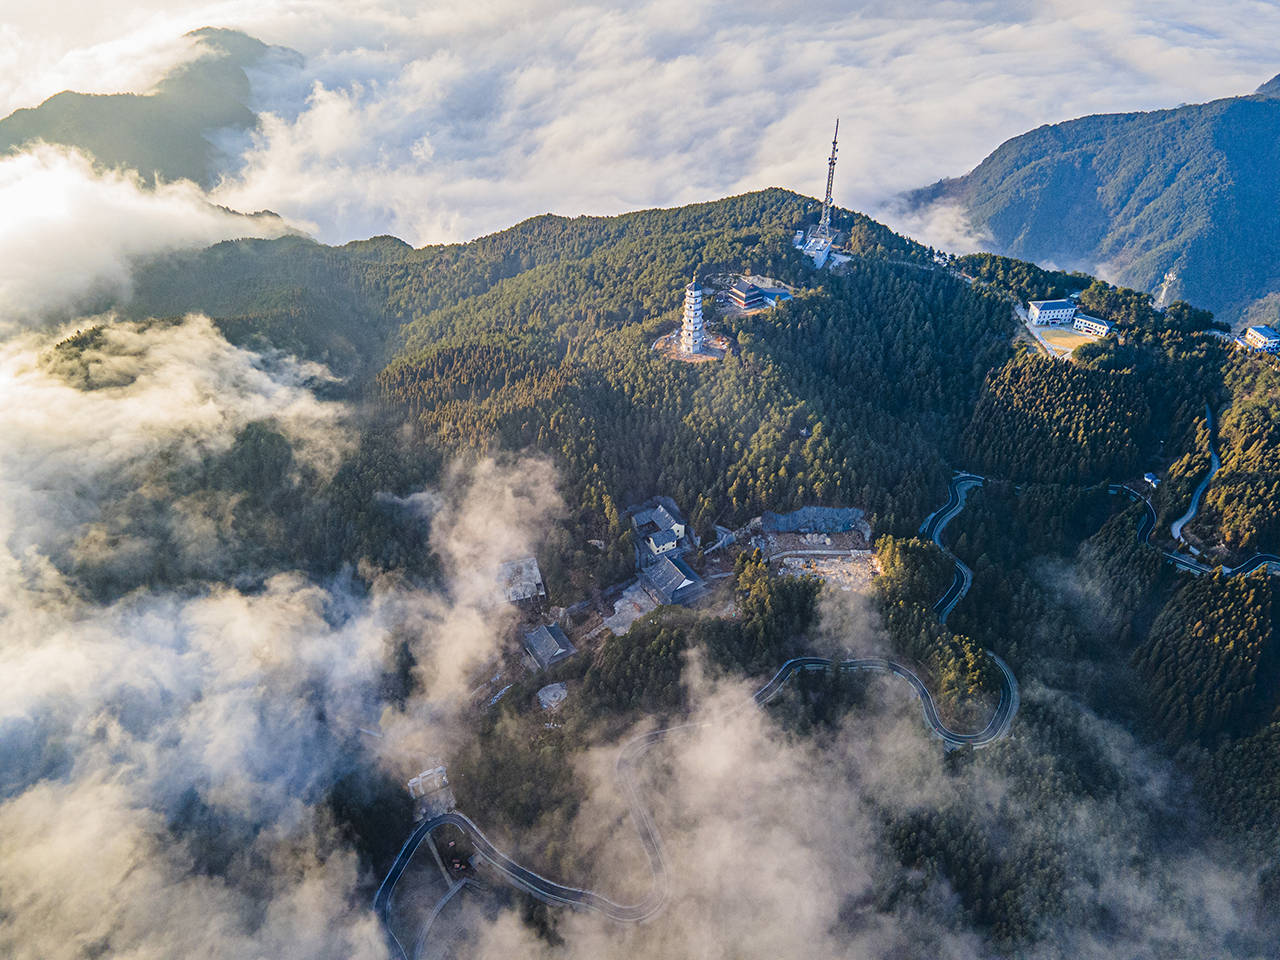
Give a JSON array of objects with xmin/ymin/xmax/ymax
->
[
  {"xmin": 1255, "ymin": 72, "xmax": 1280, "ymax": 97},
  {"xmin": 0, "ymin": 28, "xmax": 299, "ymax": 188},
  {"xmin": 905, "ymin": 76, "xmax": 1280, "ymax": 322}
]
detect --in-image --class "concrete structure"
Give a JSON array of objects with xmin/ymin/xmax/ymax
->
[
  {"xmin": 1027, "ymin": 299, "xmax": 1077, "ymax": 325},
  {"xmin": 800, "ymin": 234, "xmax": 832, "ymax": 268},
  {"xmin": 680, "ymin": 280, "xmax": 705, "ymax": 354},
  {"xmin": 524, "ymin": 623, "xmax": 576, "ymax": 671},
  {"xmin": 640, "ymin": 554, "xmax": 703, "ymax": 606},
  {"xmin": 1072, "ymin": 314, "xmax": 1113, "ymax": 337},
  {"xmin": 537, "ymin": 682, "xmax": 568, "ymax": 711},
  {"xmin": 496, "ymin": 557, "xmax": 547, "ymax": 609},
  {"xmin": 728, "ymin": 279, "xmax": 765, "ymax": 310},
  {"xmin": 408, "ymin": 763, "xmax": 456, "ymax": 820},
  {"xmin": 1244, "ymin": 325, "xmax": 1280, "ymax": 352}
]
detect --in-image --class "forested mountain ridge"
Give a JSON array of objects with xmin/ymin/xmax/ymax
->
[
  {"xmin": 120, "ymin": 191, "xmax": 1280, "ymax": 579},
  {"xmin": 126, "ymin": 188, "xmax": 989, "ymax": 601},
  {"xmin": 908, "ymin": 73, "xmax": 1280, "ymax": 323},
  {"xmin": 0, "ymin": 28, "xmax": 295, "ymax": 186}
]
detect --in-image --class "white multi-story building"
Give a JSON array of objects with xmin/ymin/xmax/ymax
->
[
  {"xmin": 1073, "ymin": 314, "xmax": 1113, "ymax": 337},
  {"xmin": 1027, "ymin": 299, "xmax": 1077, "ymax": 325},
  {"xmin": 1244, "ymin": 325, "xmax": 1280, "ymax": 353},
  {"xmin": 681, "ymin": 280, "xmax": 705, "ymax": 354}
]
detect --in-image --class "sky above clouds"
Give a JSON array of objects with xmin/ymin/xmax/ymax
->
[{"xmin": 5, "ymin": 0, "xmax": 1280, "ymax": 246}]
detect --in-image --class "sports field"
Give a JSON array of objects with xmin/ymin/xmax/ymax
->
[{"xmin": 1037, "ymin": 324, "xmax": 1097, "ymax": 357}]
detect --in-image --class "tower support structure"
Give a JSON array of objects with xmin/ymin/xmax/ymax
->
[{"xmin": 817, "ymin": 118, "xmax": 839, "ymax": 239}]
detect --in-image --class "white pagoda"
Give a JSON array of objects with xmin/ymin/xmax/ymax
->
[{"xmin": 680, "ymin": 280, "xmax": 705, "ymax": 354}]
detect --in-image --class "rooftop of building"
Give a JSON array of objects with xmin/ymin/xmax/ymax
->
[
  {"xmin": 641, "ymin": 554, "xmax": 702, "ymax": 605},
  {"xmin": 1247, "ymin": 324, "xmax": 1280, "ymax": 338},
  {"xmin": 524, "ymin": 623, "xmax": 575, "ymax": 671},
  {"xmin": 633, "ymin": 501, "xmax": 681, "ymax": 535},
  {"xmin": 496, "ymin": 556, "xmax": 545, "ymax": 603},
  {"xmin": 647, "ymin": 528, "xmax": 679, "ymax": 549},
  {"xmin": 1029, "ymin": 299, "xmax": 1076, "ymax": 311},
  {"xmin": 537, "ymin": 682, "xmax": 568, "ymax": 711}
]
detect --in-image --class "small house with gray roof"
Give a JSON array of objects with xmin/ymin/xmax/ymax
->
[
  {"xmin": 640, "ymin": 555, "xmax": 704, "ymax": 606},
  {"xmin": 632, "ymin": 499, "xmax": 688, "ymax": 562},
  {"xmin": 524, "ymin": 623, "xmax": 576, "ymax": 672}
]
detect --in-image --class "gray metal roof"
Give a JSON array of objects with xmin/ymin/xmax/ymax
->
[
  {"xmin": 634, "ymin": 503, "xmax": 680, "ymax": 534},
  {"xmin": 641, "ymin": 555, "xmax": 701, "ymax": 605},
  {"xmin": 1247, "ymin": 325, "xmax": 1280, "ymax": 338},
  {"xmin": 648, "ymin": 528, "xmax": 678, "ymax": 549},
  {"xmin": 524, "ymin": 624, "xmax": 575, "ymax": 670},
  {"xmin": 1029, "ymin": 299, "xmax": 1076, "ymax": 311}
]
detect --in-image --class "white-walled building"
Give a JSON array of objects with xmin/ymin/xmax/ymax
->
[
  {"xmin": 1244, "ymin": 325, "xmax": 1280, "ymax": 353},
  {"xmin": 1073, "ymin": 314, "xmax": 1113, "ymax": 337},
  {"xmin": 1028, "ymin": 299, "xmax": 1077, "ymax": 325},
  {"xmin": 680, "ymin": 280, "xmax": 705, "ymax": 354}
]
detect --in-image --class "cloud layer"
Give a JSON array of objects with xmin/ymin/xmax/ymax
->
[
  {"xmin": 0, "ymin": 146, "xmax": 291, "ymax": 330},
  {"xmin": 0, "ymin": 125, "xmax": 558, "ymax": 958},
  {"xmin": 10, "ymin": 1, "xmax": 1280, "ymax": 247}
]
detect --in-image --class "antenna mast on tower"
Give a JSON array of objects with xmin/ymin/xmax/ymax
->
[{"xmin": 818, "ymin": 118, "xmax": 839, "ymax": 239}]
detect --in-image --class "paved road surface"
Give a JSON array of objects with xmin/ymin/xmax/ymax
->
[
  {"xmin": 921, "ymin": 473, "xmax": 984, "ymax": 622},
  {"xmin": 374, "ymin": 648, "xmax": 1019, "ymax": 958},
  {"xmin": 1170, "ymin": 403, "xmax": 1221, "ymax": 542}
]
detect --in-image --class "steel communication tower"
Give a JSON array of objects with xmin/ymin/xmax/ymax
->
[{"xmin": 817, "ymin": 118, "xmax": 839, "ymax": 239}]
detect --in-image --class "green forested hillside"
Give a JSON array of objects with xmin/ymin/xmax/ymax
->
[
  {"xmin": 962, "ymin": 356, "xmax": 1152, "ymax": 483},
  {"xmin": 126, "ymin": 189, "xmax": 1007, "ymax": 596},
  {"xmin": 910, "ymin": 77, "xmax": 1280, "ymax": 322},
  {"xmin": 1189, "ymin": 355, "xmax": 1280, "ymax": 555},
  {"xmin": 381, "ymin": 258, "xmax": 1009, "ymax": 566},
  {"xmin": 85, "ymin": 187, "xmax": 1280, "ymax": 953},
  {"xmin": 1133, "ymin": 571, "xmax": 1275, "ymax": 743}
]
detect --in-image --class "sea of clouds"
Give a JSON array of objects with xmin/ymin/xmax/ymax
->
[
  {"xmin": 6, "ymin": 0, "xmax": 1280, "ymax": 248},
  {"xmin": 0, "ymin": 132, "xmax": 560, "ymax": 956}
]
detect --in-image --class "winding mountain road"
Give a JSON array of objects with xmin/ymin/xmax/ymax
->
[
  {"xmin": 380, "ymin": 449, "xmax": 1280, "ymax": 956},
  {"xmin": 1170, "ymin": 403, "xmax": 1221, "ymax": 543},
  {"xmin": 375, "ymin": 478, "xmax": 1020, "ymax": 956},
  {"xmin": 375, "ymin": 650, "xmax": 1019, "ymax": 958},
  {"xmin": 920, "ymin": 472, "xmax": 984, "ymax": 622}
]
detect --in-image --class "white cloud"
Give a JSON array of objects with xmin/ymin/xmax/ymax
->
[
  {"xmin": 0, "ymin": 311, "xmax": 560, "ymax": 957},
  {"xmin": 8, "ymin": 2, "xmax": 1280, "ymax": 247},
  {"xmin": 0, "ymin": 146, "xmax": 293, "ymax": 330}
]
